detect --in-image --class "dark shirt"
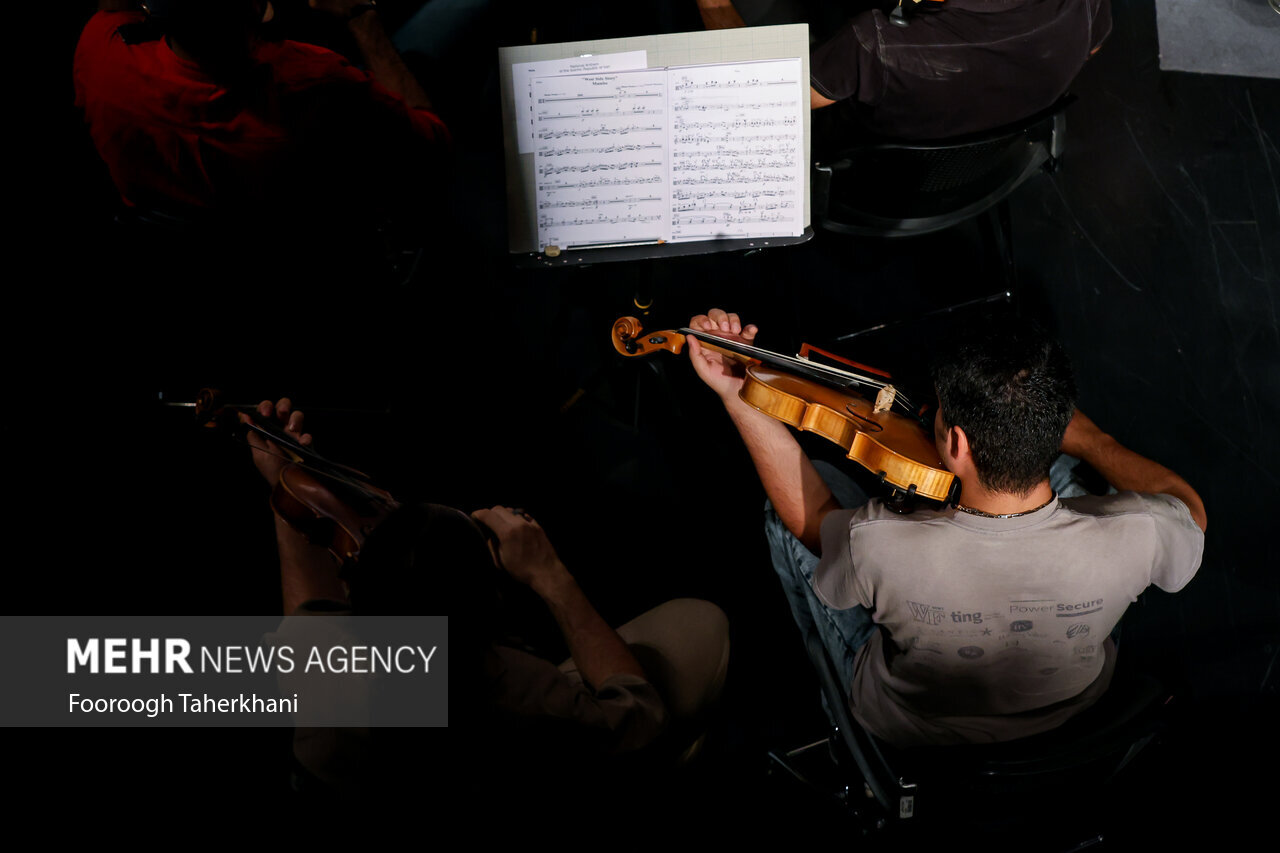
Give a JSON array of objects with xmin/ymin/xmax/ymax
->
[
  {"xmin": 73, "ymin": 11, "xmax": 450, "ymax": 217},
  {"xmin": 810, "ymin": 0, "xmax": 1112, "ymax": 139}
]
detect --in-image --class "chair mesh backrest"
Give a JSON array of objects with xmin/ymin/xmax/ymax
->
[
  {"xmin": 914, "ymin": 139, "xmax": 1020, "ymax": 192},
  {"xmin": 826, "ymin": 119, "xmax": 1052, "ymax": 223}
]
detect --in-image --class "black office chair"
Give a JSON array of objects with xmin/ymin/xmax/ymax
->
[
  {"xmin": 811, "ymin": 99, "xmax": 1071, "ymax": 326},
  {"xmin": 769, "ymin": 624, "xmax": 1167, "ymax": 844},
  {"xmin": 812, "ymin": 98, "xmax": 1070, "ymax": 237}
]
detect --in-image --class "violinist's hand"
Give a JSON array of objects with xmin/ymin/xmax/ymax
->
[
  {"xmin": 241, "ymin": 398, "xmax": 312, "ymax": 487},
  {"xmin": 687, "ymin": 308, "xmax": 758, "ymax": 403},
  {"xmin": 471, "ymin": 506, "xmax": 572, "ymax": 597}
]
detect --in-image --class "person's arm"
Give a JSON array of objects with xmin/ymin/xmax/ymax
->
[
  {"xmin": 273, "ymin": 514, "xmax": 349, "ymax": 613},
  {"xmin": 1061, "ymin": 409, "xmax": 1207, "ymax": 532},
  {"xmin": 810, "ymin": 87, "xmax": 836, "ymax": 109},
  {"xmin": 695, "ymin": 0, "xmax": 746, "ymax": 29},
  {"xmin": 473, "ymin": 507, "xmax": 647, "ymax": 689},
  {"xmin": 686, "ymin": 309, "xmax": 841, "ymax": 552},
  {"xmin": 244, "ymin": 399, "xmax": 350, "ymax": 613},
  {"xmin": 308, "ymin": 0, "xmax": 434, "ymax": 111}
]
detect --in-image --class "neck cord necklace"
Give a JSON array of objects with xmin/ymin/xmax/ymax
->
[{"xmin": 956, "ymin": 492, "xmax": 1056, "ymax": 519}]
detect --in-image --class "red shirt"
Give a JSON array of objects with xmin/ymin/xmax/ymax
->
[{"xmin": 73, "ymin": 11, "xmax": 450, "ymax": 215}]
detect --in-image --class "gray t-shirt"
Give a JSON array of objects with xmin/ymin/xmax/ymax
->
[{"xmin": 814, "ymin": 491, "xmax": 1204, "ymax": 746}]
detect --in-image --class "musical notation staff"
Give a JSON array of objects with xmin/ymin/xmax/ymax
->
[
  {"xmin": 674, "ymin": 131, "xmax": 799, "ymax": 146},
  {"xmin": 539, "ymin": 92, "xmax": 662, "ymax": 103},
  {"xmin": 538, "ymin": 124, "xmax": 663, "ymax": 140},
  {"xmin": 539, "ymin": 143, "xmax": 663, "ymax": 157},
  {"xmin": 672, "ymin": 157, "xmax": 795, "ymax": 172},
  {"xmin": 539, "ymin": 196, "xmax": 663, "ymax": 210},
  {"xmin": 671, "ymin": 211, "xmax": 794, "ymax": 226},
  {"xmin": 672, "ymin": 187, "xmax": 797, "ymax": 201},
  {"xmin": 539, "ymin": 107, "xmax": 664, "ymax": 120},
  {"xmin": 537, "ymin": 160, "xmax": 664, "ymax": 177},
  {"xmin": 672, "ymin": 75, "xmax": 799, "ymax": 92},
  {"xmin": 538, "ymin": 213, "xmax": 665, "ymax": 228},
  {"xmin": 673, "ymin": 200, "xmax": 795, "ymax": 213},
  {"xmin": 673, "ymin": 99, "xmax": 792, "ymax": 113},
  {"xmin": 672, "ymin": 171, "xmax": 794, "ymax": 186},
  {"xmin": 672, "ymin": 116, "xmax": 798, "ymax": 132},
  {"xmin": 670, "ymin": 142, "xmax": 797, "ymax": 158},
  {"xmin": 543, "ymin": 175, "xmax": 664, "ymax": 190}
]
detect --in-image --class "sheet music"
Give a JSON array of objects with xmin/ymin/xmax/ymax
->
[
  {"xmin": 534, "ymin": 70, "xmax": 671, "ymax": 251},
  {"xmin": 667, "ymin": 59, "xmax": 804, "ymax": 241},
  {"xmin": 531, "ymin": 58, "xmax": 805, "ymax": 251},
  {"xmin": 511, "ymin": 52, "xmax": 648, "ymax": 154}
]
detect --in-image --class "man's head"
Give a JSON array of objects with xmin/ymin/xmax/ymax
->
[
  {"xmin": 351, "ymin": 502, "xmax": 501, "ymax": 622},
  {"xmin": 141, "ymin": 0, "xmax": 272, "ymax": 70},
  {"xmin": 930, "ymin": 315, "xmax": 1077, "ymax": 496}
]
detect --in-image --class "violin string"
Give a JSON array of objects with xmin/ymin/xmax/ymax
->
[
  {"xmin": 236, "ymin": 425, "xmax": 396, "ymax": 510},
  {"xmin": 682, "ymin": 329, "xmax": 917, "ymax": 413},
  {"xmin": 683, "ymin": 328, "xmax": 890, "ymax": 389}
]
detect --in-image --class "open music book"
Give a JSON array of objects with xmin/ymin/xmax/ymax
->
[{"xmin": 530, "ymin": 58, "xmax": 806, "ymax": 252}]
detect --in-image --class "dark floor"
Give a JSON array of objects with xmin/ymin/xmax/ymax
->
[{"xmin": 29, "ymin": 0, "xmax": 1278, "ymax": 840}]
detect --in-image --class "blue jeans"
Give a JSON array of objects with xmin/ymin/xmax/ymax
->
[{"xmin": 764, "ymin": 461, "xmax": 877, "ymax": 693}]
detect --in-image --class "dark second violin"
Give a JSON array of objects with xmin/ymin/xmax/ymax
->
[
  {"xmin": 611, "ymin": 317, "xmax": 958, "ymax": 504},
  {"xmin": 192, "ymin": 389, "xmax": 400, "ymax": 566}
]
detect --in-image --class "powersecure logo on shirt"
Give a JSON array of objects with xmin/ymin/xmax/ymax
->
[{"xmin": 1054, "ymin": 598, "xmax": 1104, "ymax": 617}]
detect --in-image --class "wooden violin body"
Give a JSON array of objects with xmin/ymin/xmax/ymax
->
[
  {"xmin": 271, "ymin": 464, "xmax": 399, "ymax": 565},
  {"xmin": 611, "ymin": 317, "xmax": 958, "ymax": 504}
]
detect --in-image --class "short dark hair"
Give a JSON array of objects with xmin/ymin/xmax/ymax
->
[
  {"xmin": 143, "ymin": 0, "xmax": 263, "ymax": 74},
  {"xmin": 930, "ymin": 316, "xmax": 1077, "ymax": 495},
  {"xmin": 351, "ymin": 502, "xmax": 500, "ymax": 626}
]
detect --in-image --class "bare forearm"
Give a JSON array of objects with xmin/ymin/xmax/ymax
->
[
  {"xmin": 276, "ymin": 515, "xmax": 349, "ymax": 614},
  {"xmin": 696, "ymin": 0, "xmax": 746, "ymax": 28},
  {"xmin": 810, "ymin": 87, "xmax": 836, "ymax": 109},
  {"xmin": 534, "ymin": 566, "xmax": 647, "ymax": 689},
  {"xmin": 347, "ymin": 11, "xmax": 432, "ymax": 110},
  {"xmin": 724, "ymin": 395, "xmax": 838, "ymax": 552},
  {"xmin": 1064, "ymin": 412, "xmax": 1207, "ymax": 531}
]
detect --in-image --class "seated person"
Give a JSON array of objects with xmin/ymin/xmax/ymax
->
[
  {"xmin": 696, "ymin": 0, "xmax": 1112, "ymax": 140},
  {"xmin": 686, "ymin": 309, "xmax": 1204, "ymax": 746},
  {"xmin": 245, "ymin": 399, "xmax": 730, "ymax": 796},
  {"xmin": 74, "ymin": 1, "xmax": 449, "ymax": 224}
]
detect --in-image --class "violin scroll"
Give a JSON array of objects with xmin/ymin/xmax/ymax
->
[{"xmin": 612, "ymin": 316, "xmax": 687, "ymax": 358}]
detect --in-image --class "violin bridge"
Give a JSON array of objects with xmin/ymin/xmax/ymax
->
[{"xmin": 874, "ymin": 385, "xmax": 897, "ymax": 414}]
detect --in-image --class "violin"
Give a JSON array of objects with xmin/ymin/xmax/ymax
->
[
  {"xmin": 191, "ymin": 389, "xmax": 400, "ymax": 566},
  {"xmin": 611, "ymin": 317, "xmax": 958, "ymax": 505}
]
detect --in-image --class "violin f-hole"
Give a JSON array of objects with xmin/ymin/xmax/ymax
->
[{"xmin": 845, "ymin": 403, "xmax": 884, "ymax": 432}]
